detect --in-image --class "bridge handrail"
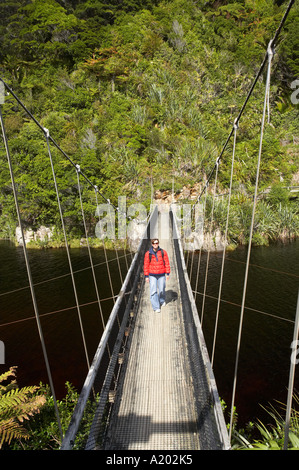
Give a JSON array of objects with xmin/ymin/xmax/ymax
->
[
  {"xmin": 171, "ymin": 208, "xmax": 230, "ymax": 450},
  {"xmin": 60, "ymin": 206, "xmax": 157, "ymax": 450}
]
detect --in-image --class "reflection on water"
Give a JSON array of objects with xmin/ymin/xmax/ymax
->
[{"xmin": 0, "ymin": 239, "xmax": 298, "ymax": 425}]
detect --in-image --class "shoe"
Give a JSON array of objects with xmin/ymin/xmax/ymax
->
[
  {"xmin": 161, "ymin": 302, "xmax": 166, "ymax": 307},
  {"xmin": 154, "ymin": 309, "xmax": 161, "ymax": 313}
]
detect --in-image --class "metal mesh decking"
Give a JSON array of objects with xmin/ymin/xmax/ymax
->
[
  {"xmin": 103, "ymin": 206, "xmax": 229, "ymax": 450},
  {"xmin": 104, "ymin": 228, "xmax": 200, "ymax": 449}
]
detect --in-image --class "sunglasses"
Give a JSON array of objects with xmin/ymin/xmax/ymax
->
[{"xmin": 152, "ymin": 241, "xmax": 159, "ymax": 245}]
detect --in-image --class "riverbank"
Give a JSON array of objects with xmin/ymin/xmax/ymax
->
[
  {"xmin": 12, "ymin": 225, "xmax": 132, "ymax": 251},
  {"xmin": 10, "ymin": 224, "xmax": 298, "ymax": 252}
]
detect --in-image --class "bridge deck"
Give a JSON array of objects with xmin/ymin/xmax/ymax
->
[{"xmin": 104, "ymin": 207, "xmax": 200, "ymax": 450}]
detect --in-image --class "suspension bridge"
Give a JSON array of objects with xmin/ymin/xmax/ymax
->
[{"xmin": 0, "ymin": 0, "xmax": 298, "ymax": 451}]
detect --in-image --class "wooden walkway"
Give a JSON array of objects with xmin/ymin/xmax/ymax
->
[{"xmin": 104, "ymin": 206, "xmax": 201, "ymax": 450}]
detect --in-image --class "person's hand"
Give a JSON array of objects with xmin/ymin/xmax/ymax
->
[{"xmin": 145, "ymin": 277, "xmax": 149, "ymax": 283}]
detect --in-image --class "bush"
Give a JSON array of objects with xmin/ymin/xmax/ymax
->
[{"xmin": 9, "ymin": 382, "xmax": 99, "ymax": 450}]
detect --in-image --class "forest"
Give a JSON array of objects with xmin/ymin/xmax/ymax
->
[{"xmin": 0, "ymin": 0, "xmax": 298, "ymax": 246}]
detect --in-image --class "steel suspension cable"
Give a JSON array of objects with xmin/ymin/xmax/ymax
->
[
  {"xmin": 219, "ymin": 256, "xmax": 299, "ymax": 279},
  {"xmin": 45, "ymin": 131, "xmax": 91, "ymax": 371},
  {"xmin": 284, "ymin": 290, "xmax": 299, "ymax": 450},
  {"xmin": 94, "ymin": 190, "xmax": 116, "ymax": 306},
  {"xmin": 0, "ymin": 73, "xmax": 135, "ymax": 339},
  {"xmin": 0, "ymin": 252, "xmax": 132, "ymax": 300},
  {"xmin": 191, "ymin": 289, "xmax": 296, "ymax": 325},
  {"xmin": 94, "ymin": 191, "xmax": 122, "ymax": 339},
  {"xmin": 114, "ymin": 243, "xmax": 124, "ymax": 285},
  {"xmin": 0, "ymin": 107, "xmax": 63, "ymax": 441},
  {"xmin": 0, "ymin": 77, "xmax": 126, "ymax": 217},
  {"xmin": 228, "ymin": 40, "xmax": 275, "ymax": 442},
  {"xmin": 189, "ymin": 248, "xmax": 195, "ymax": 286}
]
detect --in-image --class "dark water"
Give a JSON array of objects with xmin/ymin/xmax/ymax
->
[
  {"xmin": 0, "ymin": 239, "xmax": 298, "ymax": 426},
  {"xmin": 0, "ymin": 241, "xmax": 130, "ymax": 397},
  {"xmin": 188, "ymin": 241, "xmax": 299, "ymax": 426}
]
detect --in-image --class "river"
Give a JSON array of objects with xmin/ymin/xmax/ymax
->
[{"xmin": 0, "ymin": 239, "xmax": 298, "ymax": 427}]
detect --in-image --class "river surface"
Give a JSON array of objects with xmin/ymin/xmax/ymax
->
[
  {"xmin": 188, "ymin": 240, "xmax": 299, "ymax": 426},
  {"xmin": 0, "ymin": 239, "xmax": 298, "ymax": 426}
]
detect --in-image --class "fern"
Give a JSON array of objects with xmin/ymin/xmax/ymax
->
[
  {"xmin": 0, "ymin": 418, "xmax": 30, "ymax": 448},
  {"xmin": 0, "ymin": 367, "xmax": 46, "ymax": 448}
]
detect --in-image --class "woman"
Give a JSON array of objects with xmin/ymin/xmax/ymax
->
[{"xmin": 144, "ymin": 238, "xmax": 170, "ymax": 312}]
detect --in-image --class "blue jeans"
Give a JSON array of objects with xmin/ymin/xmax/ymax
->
[{"xmin": 149, "ymin": 274, "xmax": 166, "ymax": 311}]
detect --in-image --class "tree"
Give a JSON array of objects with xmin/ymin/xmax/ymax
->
[
  {"xmin": 0, "ymin": 0, "xmax": 297, "ymax": 245},
  {"xmin": 10, "ymin": 381, "xmax": 100, "ymax": 450}
]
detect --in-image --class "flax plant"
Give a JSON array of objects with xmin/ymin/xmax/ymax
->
[{"xmin": 233, "ymin": 395, "xmax": 299, "ymax": 450}]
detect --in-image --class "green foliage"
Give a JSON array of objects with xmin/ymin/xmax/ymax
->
[
  {"xmin": 203, "ymin": 186, "xmax": 299, "ymax": 247},
  {"xmin": 279, "ymin": 2, "xmax": 299, "ymax": 76}
]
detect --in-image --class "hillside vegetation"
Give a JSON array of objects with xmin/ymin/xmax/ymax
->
[{"xmin": 0, "ymin": 0, "xmax": 298, "ymax": 246}]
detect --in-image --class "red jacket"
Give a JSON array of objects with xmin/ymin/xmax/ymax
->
[{"xmin": 144, "ymin": 247, "xmax": 170, "ymax": 277}]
